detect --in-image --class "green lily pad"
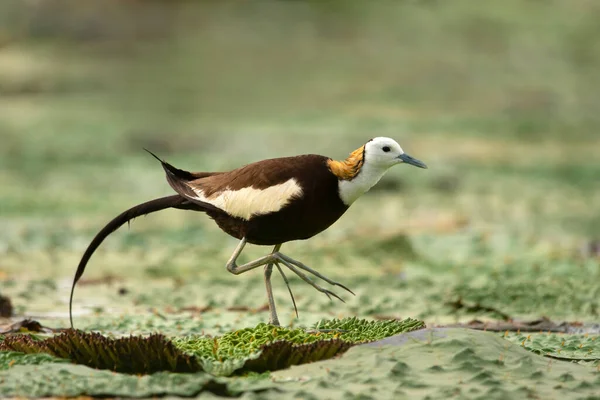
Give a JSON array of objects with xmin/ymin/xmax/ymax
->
[
  {"xmin": 503, "ymin": 332, "xmax": 600, "ymax": 365},
  {"xmin": 0, "ymin": 317, "xmax": 425, "ymax": 376}
]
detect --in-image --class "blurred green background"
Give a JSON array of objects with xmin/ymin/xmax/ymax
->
[{"xmin": 0, "ymin": 0, "xmax": 599, "ymax": 330}]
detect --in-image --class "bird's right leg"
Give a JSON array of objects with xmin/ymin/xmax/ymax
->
[
  {"xmin": 226, "ymin": 239, "xmax": 292, "ymax": 325},
  {"xmin": 227, "ymin": 238, "xmax": 349, "ymax": 301},
  {"xmin": 224, "ymin": 239, "xmax": 306, "ymax": 325},
  {"xmin": 226, "ymin": 237, "xmax": 273, "ymax": 275}
]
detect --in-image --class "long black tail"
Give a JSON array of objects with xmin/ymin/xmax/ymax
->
[{"xmin": 69, "ymin": 195, "xmax": 201, "ymax": 328}]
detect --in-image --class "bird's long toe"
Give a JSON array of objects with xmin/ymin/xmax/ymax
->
[
  {"xmin": 274, "ymin": 262, "xmax": 299, "ymax": 318},
  {"xmin": 277, "ymin": 257, "xmax": 346, "ymax": 303},
  {"xmin": 276, "ymin": 252, "xmax": 355, "ymax": 296}
]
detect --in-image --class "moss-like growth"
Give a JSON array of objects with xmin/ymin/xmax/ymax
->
[
  {"xmin": 174, "ymin": 317, "xmax": 425, "ymax": 375},
  {"xmin": 175, "ymin": 317, "xmax": 424, "ymax": 361},
  {"xmin": 312, "ymin": 316, "xmax": 425, "ymax": 341},
  {"xmin": 0, "ymin": 317, "xmax": 425, "ymax": 376}
]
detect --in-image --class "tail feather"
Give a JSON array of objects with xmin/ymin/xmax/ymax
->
[
  {"xmin": 69, "ymin": 195, "xmax": 201, "ymax": 328},
  {"xmin": 144, "ymin": 149, "xmax": 225, "ymax": 211},
  {"xmin": 144, "ymin": 149, "xmax": 198, "ymax": 181},
  {"xmin": 144, "ymin": 149, "xmax": 219, "ymax": 181}
]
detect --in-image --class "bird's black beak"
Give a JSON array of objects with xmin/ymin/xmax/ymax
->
[{"xmin": 398, "ymin": 153, "xmax": 427, "ymax": 169}]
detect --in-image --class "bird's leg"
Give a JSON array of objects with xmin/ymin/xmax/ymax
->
[
  {"xmin": 276, "ymin": 253, "xmax": 355, "ymax": 296},
  {"xmin": 263, "ymin": 244, "xmax": 282, "ymax": 326},
  {"xmin": 226, "ymin": 237, "xmax": 273, "ymax": 275},
  {"xmin": 226, "ymin": 238, "xmax": 350, "ymax": 322},
  {"xmin": 263, "ymin": 263, "xmax": 279, "ymax": 326},
  {"xmin": 226, "ymin": 239, "xmax": 291, "ymax": 325}
]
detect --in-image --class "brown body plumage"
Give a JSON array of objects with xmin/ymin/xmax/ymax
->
[{"xmin": 160, "ymin": 154, "xmax": 349, "ymax": 245}]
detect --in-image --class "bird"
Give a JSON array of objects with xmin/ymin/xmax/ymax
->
[{"xmin": 69, "ymin": 137, "xmax": 427, "ymax": 327}]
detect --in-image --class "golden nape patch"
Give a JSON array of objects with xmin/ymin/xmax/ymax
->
[
  {"xmin": 189, "ymin": 179, "xmax": 303, "ymax": 220},
  {"xmin": 327, "ymin": 145, "xmax": 365, "ymax": 180}
]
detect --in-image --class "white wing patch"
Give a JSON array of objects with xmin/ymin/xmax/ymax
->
[{"xmin": 189, "ymin": 178, "xmax": 303, "ymax": 220}]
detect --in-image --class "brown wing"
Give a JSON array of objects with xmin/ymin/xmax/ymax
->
[
  {"xmin": 193, "ymin": 155, "xmax": 324, "ymax": 196},
  {"xmin": 153, "ymin": 154, "xmax": 328, "ymax": 219}
]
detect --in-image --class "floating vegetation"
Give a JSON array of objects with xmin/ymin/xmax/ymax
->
[
  {"xmin": 175, "ymin": 317, "xmax": 425, "ymax": 375},
  {"xmin": 0, "ymin": 351, "xmax": 68, "ymax": 370},
  {"xmin": 312, "ymin": 317, "xmax": 425, "ymax": 341},
  {"xmin": 503, "ymin": 332, "xmax": 600, "ymax": 366},
  {"xmin": 0, "ymin": 317, "xmax": 424, "ymax": 376},
  {"xmin": 451, "ymin": 278, "xmax": 600, "ymax": 320},
  {"xmin": 0, "ymin": 330, "xmax": 200, "ymax": 374}
]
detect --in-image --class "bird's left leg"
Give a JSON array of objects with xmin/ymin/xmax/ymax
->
[
  {"xmin": 263, "ymin": 244, "xmax": 281, "ymax": 325},
  {"xmin": 263, "ymin": 244, "xmax": 300, "ymax": 325},
  {"xmin": 263, "ymin": 263, "xmax": 279, "ymax": 325}
]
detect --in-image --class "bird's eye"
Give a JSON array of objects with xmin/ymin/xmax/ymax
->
[{"xmin": 382, "ymin": 146, "xmax": 391, "ymax": 152}]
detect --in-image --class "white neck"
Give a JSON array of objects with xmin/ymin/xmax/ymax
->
[{"xmin": 337, "ymin": 163, "xmax": 389, "ymax": 206}]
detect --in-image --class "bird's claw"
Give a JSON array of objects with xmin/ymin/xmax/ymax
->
[
  {"xmin": 334, "ymin": 282, "xmax": 355, "ymax": 296},
  {"xmin": 321, "ymin": 288, "xmax": 345, "ymax": 303}
]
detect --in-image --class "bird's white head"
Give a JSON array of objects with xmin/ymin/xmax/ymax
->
[
  {"xmin": 330, "ymin": 137, "xmax": 427, "ymax": 205},
  {"xmin": 363, "ymin": 137, "xmax": 428, "ymax": 170}
]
